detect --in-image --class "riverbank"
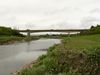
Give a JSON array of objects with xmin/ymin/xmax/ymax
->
[
  {"xmin": 16, "ymin": 34, "xmax": 100, "ymax": 75},
  {"xmin": 0, "ymin": 36, "xmax": 25, "ymax": 45},
  {"xmin": 0, "ymin": 36, "xmax": 40, "ymax": 45},
  {"xmin": 0, "ymin": 26, "xmax": 26, "ymax": 45}
]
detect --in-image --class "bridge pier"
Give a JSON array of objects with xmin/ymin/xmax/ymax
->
[
  {"xmin": 27, "ymin": 31, "xmax": 30, "ymax": 37},
  {"xmin": 27, "ymin": 29, "xmax": 31, "ymax": 37},
  {"xmin": 26, "ymin": 30, "xmax": 31, "ymax": 41},
  {"xmin": 68, "ymin": 32, "xmax": 70, "ymax": 37}
]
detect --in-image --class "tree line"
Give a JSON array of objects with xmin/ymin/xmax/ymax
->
[
  {"xmin": 0, "ymin": 26, "xmax": 23, "ymax": 36},
  {"xmin": 80, "ymin": 24, "xmax": 100, "ymax": 35}
]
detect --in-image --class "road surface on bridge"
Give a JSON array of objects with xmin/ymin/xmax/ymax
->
[{"xmin": 17, "ymin": 29, "xmax": 88, "ymax": 33}]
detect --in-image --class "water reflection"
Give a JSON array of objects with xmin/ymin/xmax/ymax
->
[
  {"xmin": 26, "ymin": 41, "xmax": 31, "ymax": 51},
  {"xmin": 0, "ymin": 39, "xmax": 61, "ymax": 75}
]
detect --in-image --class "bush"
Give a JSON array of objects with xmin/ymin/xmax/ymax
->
[
  {"xmin": 80, "ymin": 25, "xmax": 100, "ymax": 35},
  {"xmin": 79, "ymin": 48, "xmax": 100, "ymax": 75},
  {"xmin": 0, "ymin": 26, "xmax": 23, "ymax": 36}
]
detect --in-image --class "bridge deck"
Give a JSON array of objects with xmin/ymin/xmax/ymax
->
[{"xmin": 17, "ymin": 29, "xmax": 88, "ymax": 33}]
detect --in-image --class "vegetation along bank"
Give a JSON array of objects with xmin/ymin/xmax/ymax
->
[
  {"xmin": 0, "ymin": 26, "xmax": 25, "ymax": 45},
  {"xmin": 16, "ymin": 25, "xmax": 100, "ymax": 75}
]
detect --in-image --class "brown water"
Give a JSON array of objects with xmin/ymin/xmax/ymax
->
[{"xmin": 0, "ymin": 39, "xmax": 61, "ymax": 75}]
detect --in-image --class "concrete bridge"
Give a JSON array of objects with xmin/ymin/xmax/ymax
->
[{"xmin": 17, "ymin": 29, "xmax": 88, "ymax": 37}]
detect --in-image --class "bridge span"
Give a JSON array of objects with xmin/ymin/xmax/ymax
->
[{"xmin": 17, "ymin": 29, "xmax": 88, "ymax": 37}]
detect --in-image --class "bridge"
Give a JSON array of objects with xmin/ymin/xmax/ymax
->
[{"xmin": 17, "ymin": 29, "xmax": 88, "ymax": 37}]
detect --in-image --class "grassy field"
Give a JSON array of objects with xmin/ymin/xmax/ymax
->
[
  {"xmin": 62, "ymin": 34, "xmax": 100, "ymax": 49},
  {"xmin": 17, "ymin": 34, "xmax": 100, "ymax": 75},
  {"xmin": 0, "ymin": 36, "xmax": 24, "ymax": 45}
]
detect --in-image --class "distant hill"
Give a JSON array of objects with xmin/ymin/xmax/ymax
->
[{"xmin": 0, "ymin": 26, "xmax": 23, "ymax": 36}]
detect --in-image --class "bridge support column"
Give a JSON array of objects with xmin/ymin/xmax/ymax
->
[
  {"xmin": 68, "ymin": 32, "xmax": 70, "ymax": 37},
  {"xmin": 27, "ymin": 31, "xmax": 30, "ymax": 37},
  {"xmin": 26, "ymin": 29, "xmax": 31, "ymax": 38},
  {"xmin": 76, "ymin": 32, "xmax": 78, "ymax": 36},
  {"xmin": 26, "ymin": 30, "xmax": 31, "ymax": 41}
]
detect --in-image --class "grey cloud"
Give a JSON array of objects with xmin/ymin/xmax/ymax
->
[
  {"xmin": 49, "ymin": 21, "xmax": 79, "ymax": 29},
  {"xmin": 25, "ymin": 23, "xmax": 36, "ymax": 29},
  {"xmin": 90, "ymin": 8, "xmax": 100, "ymax": 13},
  {"xmin": 0, "ymin": 15, "xmax": 17, "ymax": 25},
  {"xmin": 44, "ymin": 7, "xmax": 81, "ymax": 15},
  {"xmin": 80, "ymin": 17, "xmax": 100, "ymax": 28},
  {"xmin": 0, "ymin": 0, "xmax": 81, "ymax": 16},
  {"xmin": 0, "ymin": 7, "xmax": 10, "ymax": 16},
  {"xmin": 0, "ymin": 0, "xmax": 100, "ymax": 29}
]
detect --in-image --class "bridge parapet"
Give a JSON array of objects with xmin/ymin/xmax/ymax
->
[
  {"xmin": 18, "ymin": 29, "xmax": 88, "ymax": 33},
  {"xmin": 17, "ymin": 29, "xmax": 89, "ymax": 37}
]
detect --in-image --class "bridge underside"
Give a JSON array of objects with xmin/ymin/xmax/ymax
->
[
  {"xmin": 17, "ymin": 29, "xmax": 88, "ymax": 36},
  {"xmin": 18, "ymin": 29, "xmax": 87, "ymax": 33}
]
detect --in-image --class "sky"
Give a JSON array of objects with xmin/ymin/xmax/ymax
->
[{"xmin": 0, "ymin": 0, "xmax": 100, "ymax": 29}]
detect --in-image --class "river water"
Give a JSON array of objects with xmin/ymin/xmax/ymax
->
[{"xmin": 0, "ymin": 39, "xmax": 61, "ymax": 75}]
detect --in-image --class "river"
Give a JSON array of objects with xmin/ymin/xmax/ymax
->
[{"xmin": 0, "ymin": 39, "xmax": 61, "ymax": 75}]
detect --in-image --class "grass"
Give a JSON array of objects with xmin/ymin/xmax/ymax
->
[
  {"xmin": 0, "ymin": 36, "xmax": 24, "ymax": 44},
  {"xmin": 0, "ymin": 35, "xmax": 41, "ymax": 45},
  {"xmin": 62, "ymin": 34, "xmax": 100, "ymax": 50},
  {"xmin": 17, "ymin": 34, "xmax": 100, "ymax": 75}
]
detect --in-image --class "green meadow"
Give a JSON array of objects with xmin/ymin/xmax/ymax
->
[
  {"xmin": 62, "ymin": 34, "xmax": 100, "ymax": 49},
  {"xmin": 0, "ymin": 36, "xmax": 24, "ymax": 45}
]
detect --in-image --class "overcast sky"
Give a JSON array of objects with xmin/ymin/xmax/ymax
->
[{"xmin": 0, "ymin": 0, "xmax": 100, "ymax": 29}]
